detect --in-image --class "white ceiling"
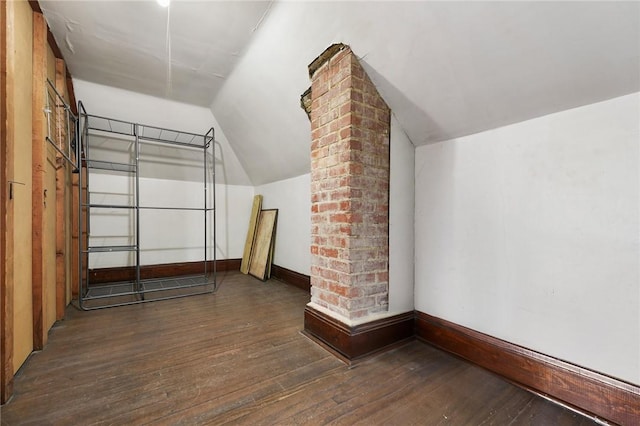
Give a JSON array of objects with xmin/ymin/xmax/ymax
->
[
  {"xmin": 40, "ymin": 0, "xmax": 273, "ymax": 106},
  {"xmin": 41, "ymin": 1, "xmax": 640, "ymax": 185}
]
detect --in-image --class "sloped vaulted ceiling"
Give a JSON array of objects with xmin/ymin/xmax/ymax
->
[
  {"xmin": 211, "ymin": 1, "xmax": 640, "ymax": 185},
  {"xmin": 41, "ymin": 1, "xmax": 640, "ymax": 186},
  {"xmin": 40, "ymin": 0, "xmax": 274, "ymax": 106}
]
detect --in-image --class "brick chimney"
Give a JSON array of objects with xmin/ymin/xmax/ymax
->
[{"xmin": 303, "ymin": 44, "xmax": 413, "ymax": 361}]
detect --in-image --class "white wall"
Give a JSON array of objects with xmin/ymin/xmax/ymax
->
[
  {"xmin": 389, "ymin": 116, "xmax": 415, "ymax": 313},
  {"xmin": 86, "ymin": 172, "xmax": 253, "ymax": 268},
  {"xmin": 75, "ymin": 79, "xmax": 254, "ymax": 265},
  {"xmin": 214, "ymin": 184, "xmax": 255, "ymax": 261},
  {"xmin": 256, "ymin": 174, "xmax": 311, "ymax": 275},
  {"xmin": 414, "ymin": 93, "xmax": 639, "ymax": 384}
]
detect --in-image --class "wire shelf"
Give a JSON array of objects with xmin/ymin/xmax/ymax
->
[
  {"xmin": 85, "ymin": 114, "xmax": 212, "ymax": 148},
  {"xmin": 77, "ymin": 101, "xmax": 217, "ymax": 310},
  {"xmin": 86, "ymin": 245, "xmax": 137, "ymax": 253},
  {"xmin": 79, "ymin": 275, "xmax": 215, "ymax": 310},
  {"xmin": 86, "ymin": 160, "xmax": 136, "ymax": 172}
]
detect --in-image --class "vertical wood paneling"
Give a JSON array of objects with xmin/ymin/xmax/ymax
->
[
  {"xmin": 2, "ymin": 0, "xmax": 75, "ymax": 403},
  {"xmin": 62, "ymin": 59, "xmax": 74, "ymax": 305},
  {"xmin": 41, "ymin": 44, "xmax": 57, "ymax": 334},
  {"xmin": 65, "ymin": 159, "xmax": 73, "ymax": 304},
  {"xmin": 31, "ymin": 10, "xmax": 46, "ymax": 350},
  {"xmin": 0, "ymin": 0, "xmax": 15, "ymax": 404},
  {"xmin": 78, "ymin": 167, "xmax": 88, "ymax": 292},
  {"xmin": 10, "ymin": 0, "xmax": 34, "ymax": 379},
  {"xmin": 44, "ymin": 146, "xmax": 57, "ymax": 331},
  {"xmin": 54, "ymin": 58, "xmax": 66, "ymax": 320},
  {"xmin": 71, "ymin": 172, "xmax": 79, "ymax": 297}
]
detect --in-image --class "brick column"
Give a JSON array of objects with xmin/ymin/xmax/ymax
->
[{"xmin": 308, "ymin": 44, "xmax": 390, "ymax": 322}]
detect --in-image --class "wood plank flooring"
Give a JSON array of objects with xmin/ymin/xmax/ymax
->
[{"xmin": 1, "ymin": 272, "xmax": 597, "ymax": 425}]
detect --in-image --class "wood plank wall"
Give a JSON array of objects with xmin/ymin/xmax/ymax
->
[
  {"xmin": 1, "ymin": 0, "xmax": 78, "ymax": 403},
  {"xmin": 31, "ymin": 10, "xmax": 47, "ymax": 350},
  {"xmin": 0, "ymin": 0, "xmax": 14, "ymax": 403},
  {"xmin": 9, "ymin": 0, "xmax": 34, "ymax": 382},
  {"xmin": 54, "ymin": 58, "xmax": 66, "ymax": 320}
]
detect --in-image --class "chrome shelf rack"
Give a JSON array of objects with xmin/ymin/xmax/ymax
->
[{"xmin": 77, "ymin": 101, "xmax": 216, "ymax": 309}]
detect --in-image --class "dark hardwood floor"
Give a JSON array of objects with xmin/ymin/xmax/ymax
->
[{"xmin": 1, "ymin": 272, "xmax": 597, "ymax": 425}]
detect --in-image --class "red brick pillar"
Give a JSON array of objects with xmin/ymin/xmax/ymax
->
[{"xmin": 308, "ymin": 44, "xmax": 390, "ymax": 323}]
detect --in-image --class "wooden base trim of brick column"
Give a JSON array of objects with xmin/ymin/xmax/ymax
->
[
  {"xmin": 415, "ymin": 311, "xmax": 640, "ymax": 425},
  {"xmin": 303, "ymin": 305, "xmax": 414, "ymax": 363},
  {"xmin": 88, "ymin": 259, "xmax": 241, "ymax": 284},
  {"xmin": 271, "ymin": 265, "xmax": 310, "ymax": 292}
]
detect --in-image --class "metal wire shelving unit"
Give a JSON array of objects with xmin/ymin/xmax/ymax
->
[{"xmin": 77, "ymin": 101, "xmax": 216, "ymax": 309}]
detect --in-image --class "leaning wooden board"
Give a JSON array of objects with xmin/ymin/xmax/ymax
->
[
  {"xmin": 266, "ymin": 230, "xmax": 276, "ymax": 279},
  {"xmin": 249, "ymin": 209, "xmax": 278, "ymax": 281},
  {"xmin": 240, "ymin": 195, "xmax": 263, "ymax": 274}
]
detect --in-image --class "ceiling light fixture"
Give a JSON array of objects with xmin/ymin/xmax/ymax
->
[{"xmin": 157, "ymin": 0, "xmax": 170, "ymax": 7}]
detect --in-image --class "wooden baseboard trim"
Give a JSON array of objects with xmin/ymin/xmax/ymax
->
[
  {"xmin": 216, "ymin": 258, "xmax": 242, "ymax": 272},
  {"xmin": 415, "ymin": 311, "xmax": 639, "ymax": 425},
  {"xmin": 271, "ymin": 265, "xmax": 310, "ymax": 291},
  {"xmin": 88, "ymin": 259, "xmax": 241, "ymax": 284},
  {"xmin": 303, "ymin": 306, "xmax": 414, "ymax": 363}
]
